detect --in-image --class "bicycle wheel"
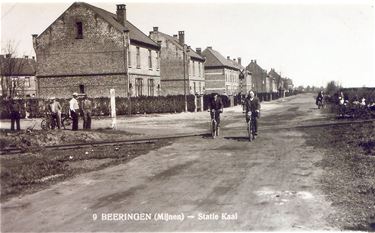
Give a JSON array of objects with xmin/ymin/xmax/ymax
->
[
  {"xmin": 248, "ymin": 120, "xmax": 253, "ymax": 142},
  {"xmin": 62, "ymin": 117, "xmax": 72, "ymax": 130},
  {"xmin": 41, "ymin": 119, "xmax": 48, "ymax": 130},
  {"xmin": 211, "ymin": 120, "xmax": 216, "ymax": 139}
]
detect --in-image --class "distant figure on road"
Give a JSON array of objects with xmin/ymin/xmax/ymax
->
[
  {"xmin": 209, "ymin": 93, "xmax": 223, "ymax": 136},
  {"xmin": 69, "ymin": 93, "xmax": 80, "ymax": 131},
  {"xmin": 316, "ymin": 90, "xmax": 324, "ymax": 108},
  {"xmin": 81, "ymin": 94, "xmax": 92, "ymax": 129},
  {"xmin": 244, "ymin": 91, "xmax": 260, "ymax": 137},
  {"xmin": 48, "ymin": 97, "xmax": 62, "ymax": 129},
  {"xmin": 9, "ymin": 99, "xmax": 21, "ymax": 131},
  {"xmin": 337, "ymin": 91, "xmax": 347, "ymax": 117}
]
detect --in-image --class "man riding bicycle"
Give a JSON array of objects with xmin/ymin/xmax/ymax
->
[
  {"xmin": 244, "ymin": 91, "xmax": 260, "ymax": 137},
  {"xmin": 209, "ymin": 93, "xmax": 223, "ymax": 136}
]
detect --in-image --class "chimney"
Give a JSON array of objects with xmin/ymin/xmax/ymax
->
[
  {"xmin": 24, "ymin": 55, "xmax": 29, "ymax": 59},
  {"xmin": 32, "ymin": 34, "xmax": 38, "ymax": 48},
  {"xmin": 227, "ymin": 56, "xmax": 230, "ymax": 60},
  {"xmin": 178, "ymin": 31, "xmax": 185, "ymax": 45},
  {"xmin": 196, "ymin": 48, "xmax": 201, "ymax": 55},
  {"xmin": 173, "ymin": 34, "xmax": 178, "ymax": 39},
  {"xmin": 254, "ymin": 59, "xmax": 257, "ymax": 64},
  {"xmin": 237, "ymin": 57, "xmax": 241, "ymax": 65},
  {"xmin": 233, "ymin": 58, "xmax": 236, "ymax": 62},
  {"xmin": 186, "ymin": 46, "xmax": 191, "ymax": 52},
  {"xmin": 5, "ymin": 54, "xmax": 11, "ymax": 58},
  {"xmin": 207, "ymin": 46, "xmax": 212, "ymax": 49},
  {"xmin": 157, "ymin": 40, "xmax": 162, "ymax": 46},
  {"xmin": 116, "ymin": 4, "xmax": 126, "ymax": 26},
  {"xmin": 153, "ymin": 26, "xmax": 158, "ymax": 32}
]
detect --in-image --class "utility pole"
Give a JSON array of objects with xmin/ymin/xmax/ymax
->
[
  {"xmin": 183, "ymin": 45, "xmax": 188, "ymax": 112},
  {"xmin": 123, "ymin": 29, "xmax": 131, "ymax": 116}
]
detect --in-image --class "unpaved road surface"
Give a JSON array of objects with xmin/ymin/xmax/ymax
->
[{"xmin": 1, "ymin": 94, "xmax": 339, "ymax": 231}]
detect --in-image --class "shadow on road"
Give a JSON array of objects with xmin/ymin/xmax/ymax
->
[{"xmin": 223, "ymin": 136, "xmax": 250, "ymax": 142}]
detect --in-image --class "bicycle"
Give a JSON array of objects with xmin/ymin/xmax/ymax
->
[
  {"xmin": 246, "ymin": 111, "xmax": 256, "ymax": 142},
  {"xmin": 41, "ymin": 112, "xmax": 72, "ymax": 130},
  {"xmin": 209, "ymin": 109, "xmax": 220, "ymax": 139},
  {"xmin": 317, "ymin": 99, "xmax": 324, "ymax": 109}
]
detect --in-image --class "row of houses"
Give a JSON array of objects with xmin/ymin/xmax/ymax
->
[{"xmin": 1, "ymin": 2, "xmax": 294, "ymax": 99}]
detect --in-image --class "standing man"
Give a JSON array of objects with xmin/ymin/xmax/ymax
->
[
  {"xmin": 69, "ymin": 93, "xmax": 79, "ymax": 131},
  {"xmin": 49, "ymin": 97, "xmax": 62, "ymax": 129},
  {"xmin": 9, "ymin": 99, "xmax": 21, "ymax": 131},
  {"xmin": 81, "ymin": 94, "xmax": 92, "ymax": 129},
  {"xmin": 244, "ymin": 91, "xmax": 260, "ymax": 138}
]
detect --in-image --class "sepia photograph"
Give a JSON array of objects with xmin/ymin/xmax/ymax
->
[{"xmin": 0, "ymin": 0, "xmax": 374, "ymax": 231}]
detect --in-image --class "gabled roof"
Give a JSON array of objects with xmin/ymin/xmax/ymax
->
[
  {"xmin": 81, "ymin": 2, "xmax": 159, "ymax": 49},
  {"xmin": 246, "ymin": 60, "xmax": 266, "ymax": 74},
  {"xmin": 156, "ymin": 31, "xmax": 205, "ymax": 61},
  {"xmin": 268, "ymin": 69, "xmax": 281, "ymax": 79},
  {"xmin": 0, "ymin": 56, "xmax": 36, "ymax": 76},
  {"xmin": 202, "ymin": 47, "xmax": 241, "ymax": 70},
  {"xmin": 38, "ymin": 2, "xmax": 159, "ymax": 49}
]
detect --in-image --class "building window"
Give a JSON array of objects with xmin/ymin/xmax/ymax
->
[
  {"xmin": 135, "ymin": 78, "xmax": 143, "ymax": 96},
  {"xmin": 76, "ymin": 22, "xmax": 83, "ymax": 39},
  {"xmin": 198, "ymin": 63, "xmax": 201, "ymax": 77},
  {"xmin": 148, "ymin": 79, "xmax": 155, "ymax": 96},
  {"xmin": 148, "ymin": 50, "xmax": 152, "ymax": 70},
  {"xmin": 79, "ymin": 84, "xmax": 85, "ymax": 93},
  {"xmin": 199, "ymin": 82, "xmax": 202, "ymax": 94},
  {"xmin": 24, "ymin": 77, "xmax": 31, "ymax": 87},
  {"xmin": 193, "ymin": 82, "xmax": 196, "ymax": 94},
  {"xmin": 136, "ymin": 47, "xmax": 141, "ymax": 68},
  {"xmin": 192, "ymin": 61, "xmax": 195, "ymax": 77},
  {"xmin": 156, "ymin": 52, "xmax": 160, "ymax": 70},
  {"xmin": 189, "ymin": 61, "xmax": 192, "ymax": 76},
  {"xmin": 128, "ymin": 49, "xmax": 131, "ymax": 67}
]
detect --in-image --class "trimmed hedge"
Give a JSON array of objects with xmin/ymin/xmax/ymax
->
[
  {"xmin": 1, "ymin": 91, "xmax": 300, "ymax": 119},
  {"xmin": 1, "ymin": 95, "xmax": 203, "ymax": 119}
]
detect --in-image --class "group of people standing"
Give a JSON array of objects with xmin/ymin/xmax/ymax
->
[
  {"xmin": 47, "ymin": 92, "xmax": 93, "ymax": 130},
  {"xmin": 7, "ymin": 92, "xmax": 93, "ymax": 132},
  {"xmin": 46, "ymin": 93, "xmax": 93, "ymax": 130}
]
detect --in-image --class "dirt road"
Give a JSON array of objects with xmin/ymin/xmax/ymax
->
[{"xmin": 1, "ymin": 94, "xmax": 339, "ymax": 231}]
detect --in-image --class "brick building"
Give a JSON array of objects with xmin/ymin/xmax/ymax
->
[
  {"xmin": 268, "ymin": 68, "xmax": 284, "ymax": 97},
  {"xmin": 246, "ymin": 60, "xmax": 266, "ymax": 93},
  {"xmin": 201, "ymin": 47, "xmax": 243, "ymax": 96},
  {"xmin": 149, "ymin": 28, "xmax": 205, "ymax": 95},
  {"xmin": 0, "ymin": 55, "xmax": 37, "ymax": 98},
  {"xmin": 33, "ymin": 2, "xmax": 160, "ymax": 98}
]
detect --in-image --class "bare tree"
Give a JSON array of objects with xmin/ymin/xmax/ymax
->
[{"xmin": 0, "ymin": 40, "xmax": 26, "ymax": 99}]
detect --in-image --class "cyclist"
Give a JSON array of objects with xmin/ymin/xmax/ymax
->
[
  {"xmin": 316, "ymin": 90, "xmax": 324, "ymax": 108},
  {"xmin": 244, "ymin": 91, "xmax": 260, "ymax": 138},
  {"xmin": 209, "ymin": 93, "xmax": 223, "ymax": 136}
]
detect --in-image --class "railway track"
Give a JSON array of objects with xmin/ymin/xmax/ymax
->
[
  {"xmin": 1, "ymin": 119, "xmax": 373, "ymax": 155},
  {"xmin": 0, "ymin": 132, "xmax": 208, "ymax": 155}
]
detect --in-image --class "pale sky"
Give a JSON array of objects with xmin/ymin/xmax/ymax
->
[{"xmin": 1, "ymin": 0, "xmax": 374, "ymax": 88}]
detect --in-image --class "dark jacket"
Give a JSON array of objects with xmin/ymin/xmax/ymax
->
[
  {"xmin": 245, "ymin": 97, "xmax": 260, "ymax": 114},
  {"xmin": 210, "ymin": 98, "xmax": 223, "ymax": 111}
]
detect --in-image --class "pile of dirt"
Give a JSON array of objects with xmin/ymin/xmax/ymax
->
[
  {"xmin": 0, "ymin": 138, "xmax": 171, "ymax": 202},
  {"xmin": 302, "ymin": 122, "xmax": 375, "ymax": 231},
  {"xmin": 0, "ymin": 129, "xmax": 135, "ymax": 150}
]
